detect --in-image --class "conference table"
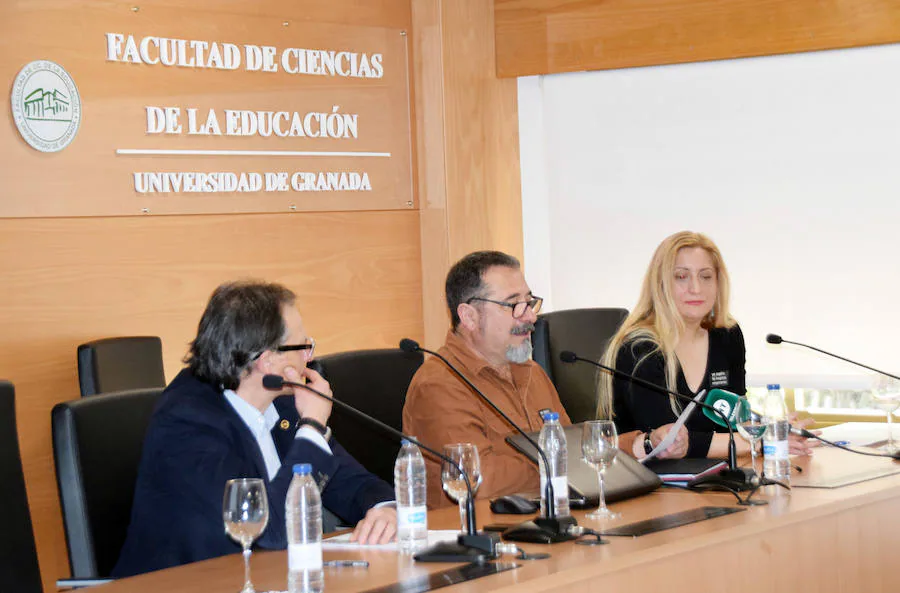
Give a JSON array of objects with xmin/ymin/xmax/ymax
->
[{"xmin": 79, "ymin": 446, "xmax": 900, "ymax": 593}]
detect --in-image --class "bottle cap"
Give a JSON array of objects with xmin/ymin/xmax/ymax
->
[
  {"xmin": 543, "ymin": 411, "xmax": 559, "ymax": 422},
  {"xmin": 292, "ymin": 463, "xmax": 312, "ymax": 475},
  {"xmin": 401, "ymin": 438, "xmax": 416, "ymax": 446}
]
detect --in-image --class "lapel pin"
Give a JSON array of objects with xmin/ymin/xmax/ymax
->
[{"xmin": 279, "ymin": 419, "xmax": 291, "ymax": 430}]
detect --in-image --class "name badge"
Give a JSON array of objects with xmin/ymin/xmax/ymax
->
[{"xmin": 710, "ymin": 370, "xmax": 729, "ymax": 388}]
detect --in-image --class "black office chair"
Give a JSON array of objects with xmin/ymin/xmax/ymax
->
[
  {"xmin": 52, "ymin": 388, "xmax": 163, "ymax": 578},
  {"xmin": 532, "ymin": 308, "xmax": 629, "ymax": 423},
  {"xmin": 317, "ymin": 349, "xmax": 424, "ymax": 485},
  {"xmin": 0, "ymin": 381, "xmax": 43, "ymax": 593},
  {"xmin": 77, "ymin": 336, "xmax": 166, "ymax": 396}
]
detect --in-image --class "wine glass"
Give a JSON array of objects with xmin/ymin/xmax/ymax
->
[
  {"xmin": 735, "ymin": 398, "xmax": 767, "ymax": 477},
  {"xmin": 441, "ymin": 443, "xmax": 482, "ymax": 532},
  {"xmin": 223, "ymin": 478, "xmax": 269, "ymax": 593},
  {"xmin": 871, "ymin": 378, "xmax": 900, "ymax": 454},
  {"xmin": 581, "ymin": 421, "xmax": 620, "ymax": 520}
]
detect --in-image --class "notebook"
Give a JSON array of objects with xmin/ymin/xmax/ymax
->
[{"xmin": 505, "ymin": 423, "xmax": 662, "ymax": 506}]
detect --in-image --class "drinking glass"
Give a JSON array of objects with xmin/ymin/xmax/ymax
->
[
  {"xmin": 441, "ymin": 443, "xmax": 482, "ymax": 532},
  {"xmin": 735, "ymin": 398, "xmax": 767, "ymax": 476},
  {"xmin": 223, "ymin": 478, "xmax": 269, "ymax": 593},
  {"xmin": 581, "ymin": 421, "xmax": 620, "ymax": 520},
  {"xmin": 872, "ymin": 378, "xmax": 900, "ymax": 454}
]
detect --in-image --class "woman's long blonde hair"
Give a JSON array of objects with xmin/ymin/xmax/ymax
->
[{"xmin": 597, "ymin": 231, "xmax": 736, "ymax": 419}]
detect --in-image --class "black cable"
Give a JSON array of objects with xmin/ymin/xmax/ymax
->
[
  {"xmin": 687, "ymin": 480, "xmax": 746, "ymax": 504},
  {"xmin": 515, "ymin": 547, "xmax": 552, "ymax": 559},
  {"xmin": 809, "ymin": 433, "xmax": 900, "ymax": 458},
  {"xmin": 568, "ymin": 526, "xmax": 608, "ymax": 546},
  {"xmin": 687, "ymin": 473, "xmax": 787, "ymax": 505}
]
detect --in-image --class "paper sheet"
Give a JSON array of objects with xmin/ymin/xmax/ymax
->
[
  {"xmin": 639, "ymin": 389, "xmax": 706, "ymax": 463},
  {"xmin": 818, "ymin": 422, "xmax": 900, "ymax": 447},
  {"xmin": 322, "ymin": 529, "xmax": 459, "ymax": 550}
]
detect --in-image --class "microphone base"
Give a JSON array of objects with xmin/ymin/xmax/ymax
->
[
  {"xmin": 503, "ymin": 515, "xmax": 578, "ymax": 544},
  {"xmin": 691, "ymin": 467, "xmax": 759, "ymax": 493},
  {"xmin": 414, "ymin": 532, "xmax": 501, "ymax": 563}
]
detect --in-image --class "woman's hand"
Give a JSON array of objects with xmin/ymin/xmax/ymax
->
[
  {"xmin": 788, "ymin": 412, "xmax": 820, "ymax": 456},
  {"xmin": 652, "ymin": 423, "xmax": 689, "ymax": 459}
]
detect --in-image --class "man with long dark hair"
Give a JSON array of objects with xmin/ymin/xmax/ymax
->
[{"xmin": 114, "ymin": 280, "xmax": 395, "ymax": 577}]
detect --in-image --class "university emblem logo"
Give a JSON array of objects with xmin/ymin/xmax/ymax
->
[{"xmin": 11, "ymin": 60, "xmax": 82, "ymax": 152}]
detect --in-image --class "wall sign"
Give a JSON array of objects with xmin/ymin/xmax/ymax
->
[{"xmin": 1, "ymin": 5, "xmax": 413, "ymax": 217}]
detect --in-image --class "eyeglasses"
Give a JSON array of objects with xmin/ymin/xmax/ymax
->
[
  {"xmin": 275, "ymin": 338, "xmax": 316, "ymax": 360},
  {"xmin": 466, "ymin": 296, "xmax": 543, "ymax": 319}
]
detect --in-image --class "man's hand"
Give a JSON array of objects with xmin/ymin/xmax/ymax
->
[
  {"xmin": 348, "ymin": 506, "xmax": 397, "ymax": 545},
  {"xmin": 787, "ymin": 412, "xmax": 820, "ymax": 456},
  {"xmin": 652, "ymin": 423, "xmax": 689, "ymax": 459},
  {"xmin": 284, "ymin": 365, "xmax": 333, "ymax": 425}
]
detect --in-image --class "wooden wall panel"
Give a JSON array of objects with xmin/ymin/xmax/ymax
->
[
  {"xmin": 0, "ymin": 211, "xmax": 422, "ymax": 590},
  {"xmin": 413, "ymin": 0, "xmax": 524, "ymax": 347},
  {"xmin": 495, "ymin": 0, "xmax": 900, "ymax": 77},
  {"xmin": 3, "ymin": 2, "xmax": 529, "ymax": 590},
  {"xmin": 0, "ymin": 3, "xmax": 419, "ymax": 591}
]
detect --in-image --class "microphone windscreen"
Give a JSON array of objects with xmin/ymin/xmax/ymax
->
[
  {"xmin": 262, "ymin": 374, "xmax": 285, "ymax": 389},
  {"xmin": 399, "ymin": 338, "xmax": 420, "ymax": 353},
  {"xmin": 766, "ymin": 334, "xmax": 783, "ymax": 344},
  {"xmin": 559, "ymin": 351, "xmax": 578, "ymax": 363},
  {"xmin": 703, "ymin": 389, "xmax": 742, "ymax": 428}
]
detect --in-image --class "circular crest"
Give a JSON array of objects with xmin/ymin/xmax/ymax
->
[{"xmin": 11, "ymin": 60, "xmax": 82, "ymax": 152}]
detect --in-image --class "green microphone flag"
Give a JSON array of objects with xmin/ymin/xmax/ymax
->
[{"xmin": 702, "ymin": 389, "xmax": 751, "ymax": 428}]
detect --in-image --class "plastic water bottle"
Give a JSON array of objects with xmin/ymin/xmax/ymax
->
[
  {"xmin": 394, "ymin": 439, "xmax": 428, "ymax": 552},
  {"xmin": 762, "ymin": 384, "xmax": 791, "ymax": 482},
  {"xmin": 286, "ymin": 463, "xmax": 324, "ymax": 593},
  {"xmin": 538, "ymin": 412, "xmax": 570, "ymax": 517}
]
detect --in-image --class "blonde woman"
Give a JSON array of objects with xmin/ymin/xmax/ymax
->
[{"xmin": 599, "ymin": 231, "xmax": 814, "ymax": 460}]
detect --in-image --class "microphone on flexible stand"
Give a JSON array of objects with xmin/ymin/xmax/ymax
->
[
  {"xmin": 400, "ymin": 339, "xmax": 577, "ymax": 544},
  {"xmin": 559, "ymin": 351, "xmax": 761, "ymax": 494},
  {"xmin": 766, "ymin": 333, "xmax": 900, "ymax": 460},
  {"xmin": 261, "ymin": 373, "xmax": 507, "ymax": 562},
  {"xmin": 766, "ymin": 333, "xmax": 900, "ymax": 381}
]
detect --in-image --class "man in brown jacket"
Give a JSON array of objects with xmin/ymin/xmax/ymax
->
[{"xmin": 402, "ymin": 251, "xmax": 571, "ymax": 508}]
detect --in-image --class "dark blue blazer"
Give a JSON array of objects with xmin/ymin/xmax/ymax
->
[{"xmin": 112, "ymin": 369, "xmax": 394, "ymax": 577}]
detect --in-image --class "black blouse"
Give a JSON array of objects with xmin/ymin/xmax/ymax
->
[{"xmin": 612, "ymin": 325, "xmax": 746, "ymax": 458}]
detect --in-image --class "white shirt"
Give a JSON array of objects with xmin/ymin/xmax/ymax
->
[{"xmin": 223, "ymin": 389, "xmax": 332, "ymax": 481}]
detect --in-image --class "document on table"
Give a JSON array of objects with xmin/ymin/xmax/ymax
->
[
  {"xmin": 322, "ymin": 529, "xmax": 459, "ymax": 550},
  {"xmin": 818, "ymin": 422, "xmax": 899, "ymax": 448},
  {"xmin": 640, "ymin": 390, "xmax": 705, "ymax": 463}
]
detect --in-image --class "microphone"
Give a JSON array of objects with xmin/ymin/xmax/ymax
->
[
  {"xmin": 766, "ymin": 334, "xmax": 900, "ymax": 381},
  {"xmin": 559, "ymin": 351, "xmax": 759, "ymax": 492},
  {"xmin": 764, "ymin": 335, "xmax": 900, "ymax": 460},
  {"xmin": 261, "ymin": 373, "xmax": 505, "ymax": 562},
  {"xmin": 400, "ymin": 339, "xmax": 577, "ymax": 543},
  {"xmin": 702, "ymin": 389, "xmax": 741, "ymax": 427}
]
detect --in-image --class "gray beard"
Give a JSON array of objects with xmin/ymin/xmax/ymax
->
[{"xmin": 506, "ymin": 336, "xmax": 533, "ymax": 364}]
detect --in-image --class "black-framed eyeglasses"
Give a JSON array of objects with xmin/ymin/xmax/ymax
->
[
  {"xmin": 466, "ymin": 296, "xmax": 543, "ymax": 319},
  {"xmin": 275, "ymin": 338, "xmax": 316, "ymax": 360}
]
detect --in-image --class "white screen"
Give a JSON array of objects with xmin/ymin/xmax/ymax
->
[{"xmin": 519, "ymin": 44, "xmax": 900, "ymax": 388}]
